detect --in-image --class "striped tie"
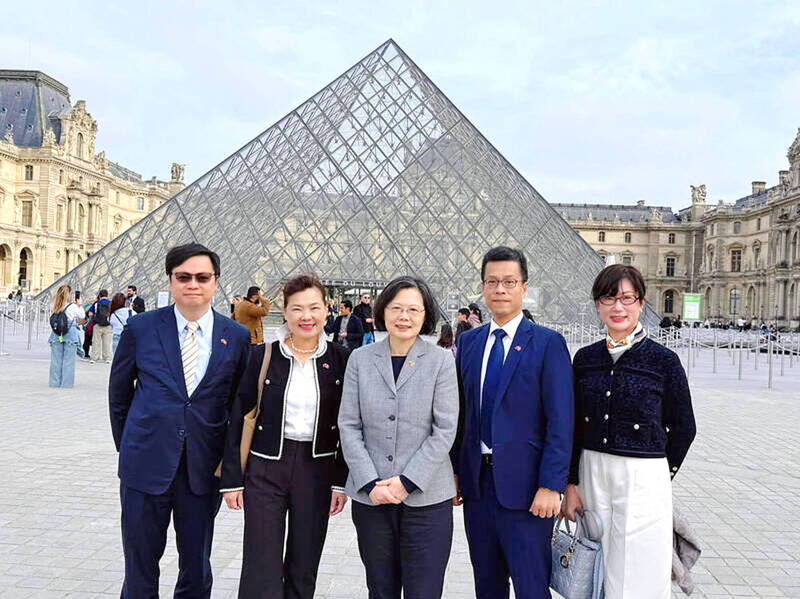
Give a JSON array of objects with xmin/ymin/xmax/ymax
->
[{"xmin": 182, "ymin": 321, "xmax": 200, "ymax": 396}]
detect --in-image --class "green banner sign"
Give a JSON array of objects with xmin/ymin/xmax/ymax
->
[{"xmin": 682, "ymin": 293, "xmax": 703, "ymax": 321}]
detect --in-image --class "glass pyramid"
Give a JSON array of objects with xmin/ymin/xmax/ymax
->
[{"xmin": 38, "ymin": 39, "xmax": 628, "ymax": 324}]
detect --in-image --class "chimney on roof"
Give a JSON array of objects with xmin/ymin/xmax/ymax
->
[
  {"xmin": 752, "ymin": 181, "xmax": 766, "ymax": 195},
  {"xmin": 636, "ymin": 200, "xmax": 645, "ymax": 207}
]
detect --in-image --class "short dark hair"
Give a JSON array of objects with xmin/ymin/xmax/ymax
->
[
  {"xmin": 373, "ymin": 276, "xmax": 438, "ymax": 336},
  {"xmin": 164, "ymin": 243, "xmax": 220, "ymax": 277},
  {"xmin": 127, "ymin": 285, "xmax": 137, "ymax": 292},
  {"xmin": 341, "ymin": 299, "xmax": 353, "ymax": 311},
  {"xmin": 246, "ymin": 286, "xmax": 261, "ymax": 299},
  {"xmin": 282, "ymin": 274, "xmax": 326, "ymax": 307},
  {"xmin": 481, "ymin": 246, "xmax": 528, "ymax": 282},
  {"xmin": 458, "ymin": 307, "xmax": 470, "ymax": 317},
  {"xmin": 98, "ymin": 289, "xmax": 108, "ymax": 298},
  {"xmin": 591, "ymin": 264, "xmax": 646, "ymax": 303}
]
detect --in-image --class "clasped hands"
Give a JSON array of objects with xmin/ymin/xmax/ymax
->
[{"xmin": 368, "ymin": 476, "xmax": 409, "ymax": 505}]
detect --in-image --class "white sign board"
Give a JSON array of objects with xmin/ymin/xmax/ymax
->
[{"xmin": 157, "ymin": 291, "xmax": 170, "ymax": 308}]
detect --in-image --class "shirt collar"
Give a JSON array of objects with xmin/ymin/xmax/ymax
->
[
  {"xmin": 174, "ymin": 305, "xmax": 213, "ymax": 334},
  {"xmin": 488, "ymin": 311, "xmax": 524, "ymax": 341},
  {"xmin": 276, "ymin": 322, "xmax": 327, "ymax": 360}
]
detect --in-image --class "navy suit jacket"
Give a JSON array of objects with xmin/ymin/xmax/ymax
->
[
  {"xmin": 109, "ymin": 306, "xmax": 251, "ymax": 496},
  {"xmin": 451, "ymin": 317, "xmax": 574, "ymax": 510}
]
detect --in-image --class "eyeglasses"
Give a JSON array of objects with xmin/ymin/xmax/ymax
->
[
  {"xmin": 598, "ymin": 294, "xmax": 639, "ymax": 306},
  {"xmin": 172, "ymin": 272, "xmax": 217, "ymax": 284},
  {"xmin": 482, "ymin": 279, "xmax": 522, "ymax": 289},
  {"xmin": 387, "ymin": 305, "xmax": 425, "ymax": 317}
]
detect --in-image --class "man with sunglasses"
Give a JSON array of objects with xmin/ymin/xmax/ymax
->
[{"xmin": 109, "ymin": 243, "xmax": 251, "ymax": 598}]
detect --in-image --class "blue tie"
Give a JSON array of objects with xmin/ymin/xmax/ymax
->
[{"xmin": 481, "ymin": 329, "xmax": 507, "ymax": 449}]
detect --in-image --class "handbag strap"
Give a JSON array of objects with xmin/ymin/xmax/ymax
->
[{"xmin": 254, "ymin": 342, "xmax": 273, "ymax": 419}]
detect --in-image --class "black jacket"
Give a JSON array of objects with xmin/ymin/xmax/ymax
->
[
  {"xmin": 221, "ymin": 340, "xmax": 350, "ymax": 491},
  {"xmin": 569, "ymin": 337, "xmax": 696, "ymax": 485},
  {"xmin": 325, "ymin": 314, "xmax": 364, "ymax": 348},
  {"xmin": 352, "ymin": 302, "xmax": 374, "ymax": 333},
  {"xmin": 130, "ymin": 295, "xmax": 145, "ymax": 314}
]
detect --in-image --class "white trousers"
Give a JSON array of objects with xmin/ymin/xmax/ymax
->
[{"xmin": 578, "ymin": 450, "xmax": 672, "ymax": 599}]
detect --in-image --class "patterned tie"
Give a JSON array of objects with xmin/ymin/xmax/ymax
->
[
  {"xmin": 481, "ymin": 329, "xmax": 507, "ymax": 448},
  {"xmin": 182, "ymin": 321, "xmax": 200, "ymax": 396}
]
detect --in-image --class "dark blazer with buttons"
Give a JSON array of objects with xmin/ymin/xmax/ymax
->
[
  {"xmin": 109, "ymin": 306, "xmax": 251, "ymax": 496},
  {"xmin": 568, "ymin": 336, "xmax": 696, "ymax": 485},
  {"xmin": 220, "ymin": 340, "xmax": 350, "ymax": 491},
  {"xmin": 338, "ymin": 336, "xmax": 459, "ymax": 507}
]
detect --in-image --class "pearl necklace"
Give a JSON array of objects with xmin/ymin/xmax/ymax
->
[{"xmin": 289, "ymin": 334, "xmax": 318, "ymax": 354}]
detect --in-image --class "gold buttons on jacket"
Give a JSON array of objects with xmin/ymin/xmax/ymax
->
[{"xmin": 335, "ymin": 379, "xmax": 341, "ymax": 386}]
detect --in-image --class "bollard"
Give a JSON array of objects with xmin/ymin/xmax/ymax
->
[
  {"xmin": 712, "ymin": 328, "xmax": 717, "ymax": 373},
  {"xmin": 791, "ymin": 334, "xmax": 795, "ymax": 369},
  {"xmin": 0, "ymin": 308, "xmax": 7, "ymax": 356},
  {"xmin": 686, "ymin": 332, "xmax": 692, "ymax": 378},
  {"xmin": 755, "ymin": 334, "xmax": 759, "ymax": 371},
  {"xmin": 768, "ymin": 339, "xmax": 773, "ymax": 389},
  {"xmin": 738, "ymin": 334, "xmax": 743, "ymax": 380},
  {"xmin": 780, "ymin": 336, "xmax": 785, "ymax": 377},
  {"xmin": 26, "ymin": 304, "xmax": 33, "ymax": 351}
]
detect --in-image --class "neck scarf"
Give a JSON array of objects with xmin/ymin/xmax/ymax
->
[{"xmin": 606, "ymin": 322, "xmax": 646, "ymax": 359}]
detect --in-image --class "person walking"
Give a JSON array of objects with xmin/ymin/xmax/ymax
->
[
  {"xmin": 561, "ymin": 264, "xmax": 696, "ymax": 599},
  {"xmin": 109, "ymin": 293, "xmax": 130, "ymax": 356},
  {"xmin": 352, "ymin": 292, "xmax": 375, "ymax": 345},
  {"xmin": 88, "ymin": 289, "xmax": 113, "ymax": 363},
  {"xmin": 109, "ymin": 243, "xmax": 251, "ymax": 598},
  {"xmin": 338, "ymin": 276, "xmax": 459, "ymax": 599},
  {"xmin": 235, "ymin": 286, "xmax": 271, "ymax": 344},
  {"xmin": 48, "ymin": 285, "xmax": 85, "ymax": 388},
  {"xmin": 451, "ymin": 247, "xmax": 573, "ymax": 599},
  {"xmin": 221, "ymin": 274, "xmax": 350, "ymax": 598}
]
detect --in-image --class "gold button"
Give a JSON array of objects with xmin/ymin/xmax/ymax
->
[{"xmin": 335, "ymin": 379, "xmax": 341, "ymax": 386}]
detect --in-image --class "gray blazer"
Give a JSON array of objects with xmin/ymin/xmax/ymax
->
[{"xmin": 338, "ymin": 336, "xmax": 459, "ymax": 507}]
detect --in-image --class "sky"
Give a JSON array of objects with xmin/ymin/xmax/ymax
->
[{"xmin": 3, "ymin": 1, "xmax": 799, "ymax": 212}]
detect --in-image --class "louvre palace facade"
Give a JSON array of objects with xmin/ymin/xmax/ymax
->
[{"xmin": 0, "ymin": 70, "xmax": 185, "ymax": 297}]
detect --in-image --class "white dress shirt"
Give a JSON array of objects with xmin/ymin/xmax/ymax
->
[
  {"xmin": 479, "ymin": 311, "xmax": 524, "ymax": 454},
  {"xmin": 174, "ymin": 306, "xmax": 214, "ymax": 390}
]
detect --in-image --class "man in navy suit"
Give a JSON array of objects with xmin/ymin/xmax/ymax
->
[
  {"xmin": 451, "ymin": 246, "xmax": 574, "ymax": 599},
  {"xmin": 109, "ymin": 243, "xmax": 250, "ymax": 598}
]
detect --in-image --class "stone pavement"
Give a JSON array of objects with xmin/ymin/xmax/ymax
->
[{"xmin": 1, "ymin": 328, "xmax": 799, "ymax": 598}]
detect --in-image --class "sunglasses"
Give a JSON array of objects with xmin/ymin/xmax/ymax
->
[{"xmin": 172, "ymin": 272, "xmax": 217, "ymax": 284}]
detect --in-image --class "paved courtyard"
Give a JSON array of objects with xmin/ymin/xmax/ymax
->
[{"xmin": 1, "ymin": 325, "xmax": 799, "ymax": 598}]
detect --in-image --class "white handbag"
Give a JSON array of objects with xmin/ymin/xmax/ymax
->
[{"xmin": 550, "ymin": 510, "xmax": 605, "ymax": 599}]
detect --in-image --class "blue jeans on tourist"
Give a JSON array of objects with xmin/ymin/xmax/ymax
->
[
  {"xmin": 49, "ymin": 324, "xmax": 81, "ymax": 388},
  {"xmin": 112, "ymin": 333, "xmax": 121, "ymax": 356},
  {"xmin": 363, "ymin": 332, "xmax": 375, "ymax": 345}
]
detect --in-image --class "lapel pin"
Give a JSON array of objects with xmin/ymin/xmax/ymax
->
[
  {"xmin": 408, "ymin": 361, "xmax": 415, "ymax": 366},
  {"xmin": 322, "ymin": 363, "xmax": 330, "ymax": 369},
  {"xmin": 221, "ymin": 338, "xmax": 227, "ymax": 345},
  {"xmin": 514, "ymin": 345, "xmax": 522, "ymax": 352}
]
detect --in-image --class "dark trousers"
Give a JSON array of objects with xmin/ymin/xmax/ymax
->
[
  {"xmin": 239, "ymin": 440, "xmax": 334, "ymax": 599},
  {"xmin": 352, "ymin": 498, "xmax": 453, "ymax": 599},
  {"xmin": 463, "ymin": 463, "xmax": 553, "ymax": 599},
  {"xmin": 120, "ymin": 451, "xmax": 222, "ymax": 599}
]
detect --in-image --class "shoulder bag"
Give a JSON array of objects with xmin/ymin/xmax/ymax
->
[{"xmin": 550, "ymin": 509, "xmax": 605, "ymax": 599}]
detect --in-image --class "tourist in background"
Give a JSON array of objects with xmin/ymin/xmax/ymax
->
[
  {"xmin": 437, "ymin": 322, "xmax": 456, "ymax": 357},
  {"xmin": 235, "ymin": 286, "xmax": 271, "ymax": 344},
  {"xmin": 467, "ymin": 302, "xmax": 482, "ymax": 328},
  {"xmin": 88, "ymin": 289, "xmax": 113, "ymax": 364},
  {"xmin": 562, "ymin": 264, "xmax": 696, "ymax": 599},
  {"xmin": 230, "ymin": 295, "xmax": 242, "ymax": 320},
  {"xmin": 49, "ymin": 285, "xmax": 85, "ymax": 388},
  {"xmin": 221, "ymin": 274, "xmax": 349, "ymax": 598},
  {"xmin": 339, "ymin": 276, "xmax": 458, "ymax": 599},
  {"xmin": 455, "ymin": 308, "xmax": 472, "ymax": 343},
  {"xmin": 325, "ymin": 299, "xmax": 364, "ymax": 350},
  {"xmin": 126, "ymin": 285, "xmax": 145, "ymax": 314},
  {"xmin": 109, "ymin": 292, "xmax": 130, "ymax": 356},
  {"xmin": 352, "ymin": 292, "xmax": 375, "ymax": 345}
]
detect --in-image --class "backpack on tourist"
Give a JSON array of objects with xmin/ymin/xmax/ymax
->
[
  {"xmin": 49, "ymin": 310, "xmax": 70, "ymax": 341},
  {"xmin": 94, "ymin": 302, "xmax": 110, "ymax": 326}
]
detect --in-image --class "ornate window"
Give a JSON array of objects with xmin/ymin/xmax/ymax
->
[
  {"xmin": 622, "ymin": 255, "xmax": 632, "ymax": 265},
  {"xmin": 664, "ymin": 290, "xmax": 675, "ymax": 314},
  {"xmin": 731, "ymin": 249, "xmax": 742, "ymax": 272},
  {"xmin": 21, "ymin": 200, "xmax": 33, "ymax": 227},
  {"xmin": 666, "ymin": 256, "xmax": 676, "ymax": 277},
  {"xmin": 624, "ymin": 232, "xmax": 632, "ymax": 243},
  {"xmin": 76, "ymin": 133, "xmax": 84, "ymax": 159},
  {"xmin": 729, "ymin": 289, "xmax": 741, "ymax": 316},
  {"xmin": 668, "ymin": 233, "xmax": 676, "ymax": 244},
  {"xmin": 56, "ymin": 204, "xmax": 64, "ymax": 232},
  {"xmin": 24, "ymin": 165, "xmax": 33, "ymax": 181},
  {"xmin": 136, "ymin": 197, "xmax": 145, "ymax": 211},
  {"xmin": 598, "ymin": 231, "xmax": 605, "ymax": 242}
]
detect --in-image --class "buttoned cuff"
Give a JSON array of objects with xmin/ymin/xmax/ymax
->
[
  {"xmin": 219, "ymin": 487, "xmax": 244, "ymax": 494},
  {"xmin": 331, "ymin": 486, "xmax": 345, "ymax": 493}
]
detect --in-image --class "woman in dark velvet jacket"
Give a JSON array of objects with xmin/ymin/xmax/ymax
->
[{"xmin": 560, "ymin": 264, "xmax": 696, "ymax": 599}]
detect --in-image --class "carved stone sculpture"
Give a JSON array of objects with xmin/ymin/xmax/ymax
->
[{"xmin": 691, "ymin": 184, "xmax": 707, "ymax": 204}]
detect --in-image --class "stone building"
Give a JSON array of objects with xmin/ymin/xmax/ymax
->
[
  {"xmin": 555, "ymin": 127, "xmax": 800, "ymax": 330},
  {"xmin": 0, "ymin": 70, "xmax": 184, "ymax": 297}
]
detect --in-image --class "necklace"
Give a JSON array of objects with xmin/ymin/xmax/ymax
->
[{"xmin": 289, "ymin": 334, "xmax": 318, "ymax": 354}]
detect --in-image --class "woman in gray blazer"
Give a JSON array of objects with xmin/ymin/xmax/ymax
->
[{"xmin": 338, "ymin": 276, "xmax": 459, "ymax": 599}]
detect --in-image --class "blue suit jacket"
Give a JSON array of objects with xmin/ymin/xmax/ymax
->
[
  {"xmin": 451, "ymin": 317, "xmax": 574, "ymax": 510},
  {"xmin": 109, "ymin": 306, "xmax": 251, "ymax": 495}
]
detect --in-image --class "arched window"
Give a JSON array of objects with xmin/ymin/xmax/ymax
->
[
  {"xmin": 624, "ymin": 232, "xmax": 632, "ymax": 243},
  {"xmin": 668, "ymin": 233, "xmax": 676, "ymax": 244},
  {"xmin": 78, "ymin": 204, "xmax": 86, "ymax": 235},
  {"xmin": 787, "ymin": 283, "xmax": 795, "ymax": 320},
  {"xmin": 792, "ymin": 231, "xmax": 798, "ymax": 263},
  {"xmin": 729, "ymin": 289, "xmax": 741, "ymax": 316},
  {"xmin": 707, "ymin": 248, "xmax": 714, "ymax": 271},
  {"xmin": 18, "ymin": 247, "xmax": 32, "ymax": 289},
  {"xmin": 76, "ymin": 133, "xmax": 84, "ymax": 159},
  {"xmin": 747, "ymin": 286, "xmax": 756, "ymax": 316},
  {"xmin": 24, "ymin": 165, "xmax": 33, "ymax": 181},
  {"xmin": 0, "ymin": 244, "xmax": 11, "ymax": 288},
  {"xmin": 598, "ymin": 231, "xmax": 605, "ymax": 242},
  {"xmin": 664, "ymin": 290, "xmax": 675, "ymax": 314},
  {"xmin": 704, "ymin": 287, "xmax": 712, "ymax": 318}
]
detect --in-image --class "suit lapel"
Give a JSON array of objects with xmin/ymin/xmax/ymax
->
[
  {"xmin": 156, "ymin": 307, "xmax": 188, "ymax": 398},
  {"xmin": 395, "ymin": 337, "xmax": 427, "ymax": 391},
  {"xmin": 195, "ymin": 310, "xmax": 229, "ymax": 392},
  {"xmin": 470, "ymin": 325, "xmax": 490, "ymax": 426},
  {"xmin": 494, "ymin": 318, "xmax": 535, "ymax": 412},
  {"xmin": 373, "ymin": 339, "xmax": 397, "ymax": 395}
]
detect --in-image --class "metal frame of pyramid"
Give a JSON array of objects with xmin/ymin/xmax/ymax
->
[{"xmin": 37, "ymin": 39, "xmax": 639, "ymax": 324}]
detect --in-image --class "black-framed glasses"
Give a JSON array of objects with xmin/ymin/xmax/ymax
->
[
  {"xmin": 482, "ymin": 279, "xmax": 521, "ymax": 289},
  {"xmin": 598, "ymin": 294, "xmax": 639, "ymax": 306},
  {"xmin": 172, "ymin": 272, "xmax": 217, "ymax": 284}
]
